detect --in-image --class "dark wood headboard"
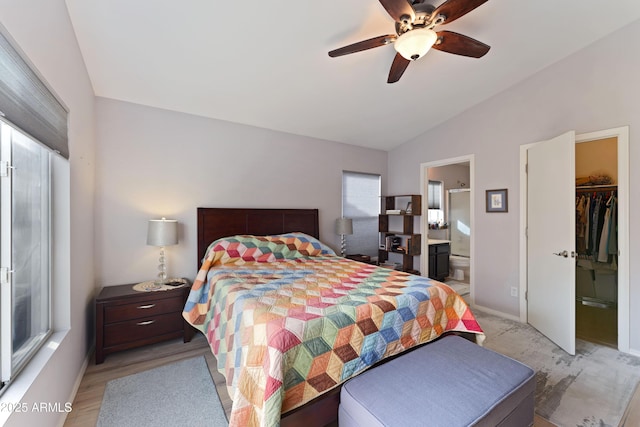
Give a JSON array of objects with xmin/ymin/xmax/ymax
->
[{"xmin": 196, "ymin": 208, "xmax": 320, "ymax": 268}]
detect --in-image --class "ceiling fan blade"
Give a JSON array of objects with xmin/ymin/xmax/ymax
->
[
  {"xmin": 328, "ymin": 35, "xmax": 396, "ymax": 57},
  {"xmin": 378, "ymin": 0, "xmax": 415, "ymax": 23},
  {"xmin": 431, "ymin": 0, "xmax": 488, "ymax": 24},
  {"xmin": 433, "ymin": 31, "xmax": 490, "ymax": 58},
  {"xmin": 388, "ymin": 53, "xmax": 411, "ymax": 83}
]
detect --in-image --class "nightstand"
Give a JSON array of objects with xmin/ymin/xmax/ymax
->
[{"xmin": 95, "ymin": 280, "xmax": 194, "ymax": 364}]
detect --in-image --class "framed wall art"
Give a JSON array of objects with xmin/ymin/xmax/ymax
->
[{"xmin": 486, "ymin": 189, "xmax": 508, "ymax": 212}]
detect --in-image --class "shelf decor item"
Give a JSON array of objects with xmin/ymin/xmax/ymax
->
[
  {"xmin": 486, "ymin": 189, "xmax": 508, "ymax": 212},
  {"xmin": 147, "ymin": 217, "xmax": 179, "ymax": 285}
]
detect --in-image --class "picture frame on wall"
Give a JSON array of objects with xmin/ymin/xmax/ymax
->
[{"xmin": 486, "ymin": 189, "xmax": 508, "ymax": 212}]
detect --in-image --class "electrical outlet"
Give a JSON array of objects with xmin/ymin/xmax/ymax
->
[{"xmin": 510, "ymin": 287, "xmax": 518, "ymax": 297}]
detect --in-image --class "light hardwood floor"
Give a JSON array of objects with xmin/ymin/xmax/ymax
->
[
  {"xmin": 64, "ymin": 335, "xmax": 639, "ymax": 426},
  {"xmin": 63, "ymin": 335, "xmax": 230, "ymax": 427}
]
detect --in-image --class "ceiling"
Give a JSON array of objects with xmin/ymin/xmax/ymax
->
[{"xmin": 64, "ymin": 1, "xmax": 640, "ymax": 151}]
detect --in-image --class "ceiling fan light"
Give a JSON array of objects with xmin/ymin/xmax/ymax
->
[{"xmin": 393, "ymin": 28, "xmax": 437, "ymax": 61}]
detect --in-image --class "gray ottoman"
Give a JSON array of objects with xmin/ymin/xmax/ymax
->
[{"xmin": 339, "ymin": 335, "xmax": 535, "ymax": 427}]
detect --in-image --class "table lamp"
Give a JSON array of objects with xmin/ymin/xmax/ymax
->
[
  {"xmin": 335, "ymin": 217, "xmax": 353, "ymax": 257},
  {"xmin": 147, "ymin": 217, "xmax": 178, "ymax": 285}
]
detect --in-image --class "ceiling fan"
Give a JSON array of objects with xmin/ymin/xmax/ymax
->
[{"xmin": 328, "ymin": 0, "xmax": 490, "ymax": 83}]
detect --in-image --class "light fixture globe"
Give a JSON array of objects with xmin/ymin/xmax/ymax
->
[{"xmin": 393, "ymin": 28, "xmax": 438, "ymax": 61}]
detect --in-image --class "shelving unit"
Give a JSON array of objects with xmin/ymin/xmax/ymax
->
[{"xmin": 378, "ymin": 194, "xmax": 421, "ymax": 274}]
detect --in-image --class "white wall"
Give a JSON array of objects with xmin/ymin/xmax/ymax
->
[
  {"xmin": 0, "ymin": 1, "xmax": 96, "ymax": 426},
  {"xmin": 388, "ymin": 19, "xmax": 640, "ymax": 352},
  {"xmin": 94, "ymin": 98, "xmax": 388, "ymax": 286}
]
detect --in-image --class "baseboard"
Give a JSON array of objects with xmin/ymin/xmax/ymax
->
[
  {"xmin": 471, "ymin": 304, "xmax": 521, "ymax": 322},
  {"xmin": 627, "ymin": 348, "xmax": 640, "ymax": 358},
  {"xmin": 57, "ymin": 344, "xmax": 94, "ymax": 427}
]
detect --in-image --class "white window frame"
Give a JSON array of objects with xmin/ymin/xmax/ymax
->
[
  {"xmin": 0, "ymin": 119, "xmax": 53, "ymax": 392},
  {"xmin": 0, "ymin": 27, "xmax": 71, "ymax": 419}
]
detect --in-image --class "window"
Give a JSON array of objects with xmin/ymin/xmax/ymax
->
[
  {"xmin": 0, "ymin": 121, "xmax": 52, "ymax": 389},
  {"xmin": 427, "ymin": 180, "xmax": 444, "ymax": 225},
  {"xmin": 341, "ymin": 171, "xmax": 381, "ymax": 258},
  {"xmin": 0, "ymin": 30, "xmax": 67, "ymax": 393}
]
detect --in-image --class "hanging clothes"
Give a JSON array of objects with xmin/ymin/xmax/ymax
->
[
  {"xmin": 576, "ymin": 195, "xmax": 587, "ymax": 254},
  {"xmin": 575, "ymin": 188, "xmax": 617, "ymax": 262},
  {"xmin": 589, "ymin": 194, "xmax": 602, "ymax": 257},
  {"xmin": 584, "ymin": 195, "xmax": 590, "ymax": 253},
  {"xmin": 607, "ymin": 196, "xmax": 618, "ymax": 256},
  {"xmin": 597, "ymin": 195, "xmax": 614, "ymax": 262}
]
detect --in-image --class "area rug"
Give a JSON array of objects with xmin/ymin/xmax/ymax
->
[
  {"xmin": 97, "ymin": 356, "xmax": 227, "ymax": 427},
  {"xmin": 474, "ymin": 310, "xmax": 640, "ymax": 427}
]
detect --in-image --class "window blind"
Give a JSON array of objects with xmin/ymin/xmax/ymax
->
[
  {"xmin": 428, "ymin": 181, "xmax": 443, "ymax": 210},
  {"xmin": 342, "ymin": 171, "xmax": 381, "ymax": 257},
  {"xmin": 0, "ymin": 31, "xmax": 68, "ymax": 158}
]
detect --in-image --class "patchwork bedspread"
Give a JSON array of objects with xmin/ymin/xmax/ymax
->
[{"xmin": 183, "ymin": 233, "xmax": 484, "ymax": 427}]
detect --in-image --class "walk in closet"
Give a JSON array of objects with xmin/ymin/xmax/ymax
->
[{"xmin": 575, "ymin": 137, "xmax": 617, "ymax": 347}]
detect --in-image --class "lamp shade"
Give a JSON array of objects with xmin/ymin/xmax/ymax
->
[
  {"xmin": 393, "ymin": 28, "xmax": 438, "ymax": 60},
  {"xmin": 147, "ymin": 218, "xmax": 178, "ymax": 246},
  {"xmin": 335, "ymin": 217, "xmax": 353, "ymax": 235}
]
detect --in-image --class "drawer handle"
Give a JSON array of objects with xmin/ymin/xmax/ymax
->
[
  {"xmin": 137, "ymin": 304, "xmax": 156, "ymax": 309},
  {"xmin": 136, "ymin": 320, "xmax": 155, "ymax": 326}
]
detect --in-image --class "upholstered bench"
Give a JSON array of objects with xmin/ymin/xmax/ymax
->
[{"xmin": 339, "ymin": 335, "xmax": 535, "ymax": 427}]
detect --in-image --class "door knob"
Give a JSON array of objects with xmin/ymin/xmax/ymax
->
[{"xmin": 553, "ymin": 250, "xmax": 569, "ymax": 258}]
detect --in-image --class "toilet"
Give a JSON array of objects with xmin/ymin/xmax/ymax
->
[{"xmin": 449, "ymin": 255, "xmax": 470, "ymax": 283}]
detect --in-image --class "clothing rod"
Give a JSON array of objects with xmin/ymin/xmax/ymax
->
[{"xmin": 576, "ymin": 184, "xmax": 617, "ymax": 193}]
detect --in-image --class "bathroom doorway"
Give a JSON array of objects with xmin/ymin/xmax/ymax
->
[{"xmin": 420, "ymin": 155, "xmax": 474, "ymax": 302}]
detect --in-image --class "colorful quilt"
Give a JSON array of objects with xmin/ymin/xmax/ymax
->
[{"xmin": 183, "ymin": 233, "xmax": 485, "ymax": 427}]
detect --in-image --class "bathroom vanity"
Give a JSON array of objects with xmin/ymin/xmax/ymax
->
[{"xmin": 428, "ymin": 240, "xmax": 450, "ymax": 282}]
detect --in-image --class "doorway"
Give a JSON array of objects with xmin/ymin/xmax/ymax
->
[
  {"xmin": 575, "ymin": 138, "xmax": 618, "ymax": 348},
  {"xmin": 519, "ymin": 126, "xmax": 629, "ymax": 354},
  {"xmin": 420, "ymin": 155, "xmax": 474, "ymax": 302}
]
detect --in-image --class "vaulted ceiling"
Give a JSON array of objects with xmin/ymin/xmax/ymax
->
[{"xmin": 65, "ymin": 0, "xmax": 640, "ymax": 150}]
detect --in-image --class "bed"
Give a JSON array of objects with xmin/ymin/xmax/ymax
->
[{"xmin": 184, "ymin": 208, "xmax": 485, "ymax": 427}]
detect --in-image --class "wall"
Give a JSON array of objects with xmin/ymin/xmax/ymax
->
[
  {"xmin": 388, "ymin": 19, "xmax": 640, "ymax": 352},
  {"xmin": 94, "ymin": 98, "xmax": 387, "ymax": 286},
  {"xmin": 0, "ymin": 0, "xmax": 96, "ymax": 426}
]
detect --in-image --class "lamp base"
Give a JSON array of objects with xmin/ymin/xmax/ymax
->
[{"xmin": 155, "ymin": 246, "xmax": 168, "ymax": 286}]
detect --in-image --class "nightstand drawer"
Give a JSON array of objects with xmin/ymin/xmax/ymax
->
[
  {"xmin": 104, "ymin": 297, "xmax": 184, "ymax": 323},
  {"xmin": 104, "ymin": 312, "xmax": 184, "ymax": 347}
]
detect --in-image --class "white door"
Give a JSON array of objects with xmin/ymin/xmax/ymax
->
[{"xmin": 527, "ymin": 131, "xmax": 576, "ymax": 355}]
